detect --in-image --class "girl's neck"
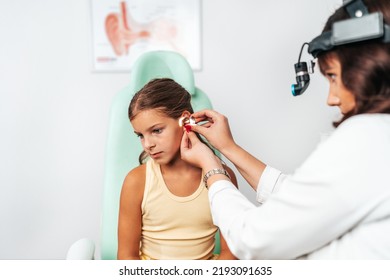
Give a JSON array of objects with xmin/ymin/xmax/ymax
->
[
  {"xmin": 160, "ymin": 156, "xmax": 199, "ymax": 174},
  {"xmin": 159, "ymin": 155, "xmax": 203, "ymax": 197}
]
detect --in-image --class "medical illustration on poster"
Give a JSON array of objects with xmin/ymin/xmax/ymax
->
[{"xmin": 90, "ymin": 0, "xmax": 201, "ymax": 72}]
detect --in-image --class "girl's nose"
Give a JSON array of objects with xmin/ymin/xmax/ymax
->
[{"xmin": 143, "ymin": 137, "xmax": 155, "ymax": 150}]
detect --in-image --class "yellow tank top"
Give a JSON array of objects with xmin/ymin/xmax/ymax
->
[{"xmin": 140, "ymin": 160, "xmax": 218, "ymax": 260}]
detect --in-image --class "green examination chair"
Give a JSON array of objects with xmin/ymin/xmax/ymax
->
[{"xmin": 66, "ymin": 50, "xmax": 220, "ymax": 259}]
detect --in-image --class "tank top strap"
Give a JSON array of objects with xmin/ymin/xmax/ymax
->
[{"xmin": 141, "ymin": 160, "xmax": 155, "ymax": 214}]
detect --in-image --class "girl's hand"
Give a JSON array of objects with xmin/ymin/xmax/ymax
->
[{"xmin": 180, "ymin": 130, "xmax": 222, "ymax": 171}]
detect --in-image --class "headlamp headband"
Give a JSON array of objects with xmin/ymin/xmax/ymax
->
[{"xmin": 308, "ymin": 0, "xmax": 390, "ymax": 57}]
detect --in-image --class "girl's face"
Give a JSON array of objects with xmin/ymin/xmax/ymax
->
[
  {"xmin": 322, "ymin": 57, "xmax": 356, "ymax": 114},
  {"xmin": 131, "ymin": 109, "xmax": 184, "ymax": 165}
]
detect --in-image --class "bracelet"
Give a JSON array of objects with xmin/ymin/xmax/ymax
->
[{"xmin": 203, "ymin": 168, "xmax": 231, "ymax": 189}]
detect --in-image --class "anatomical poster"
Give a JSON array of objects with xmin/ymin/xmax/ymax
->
[{"xmin": 90, "ymin": 0, "xmax": 201, "ymax": 72}]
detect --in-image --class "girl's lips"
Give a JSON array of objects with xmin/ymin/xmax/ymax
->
[{"xmin": 150, "ymin": 152, "xmax": 162, "ymax": 158}]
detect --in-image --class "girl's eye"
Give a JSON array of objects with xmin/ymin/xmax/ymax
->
[
  {"xmin": 136, "ymin": 133, "xmax": 144, "ymax": 139},
  {"xmin": 153, "ymin": 128, "xmax": 163, "ymax": 134},
  {"xmin": 327, "ymin": 73, "xmax": 336, "ymax": 81}
]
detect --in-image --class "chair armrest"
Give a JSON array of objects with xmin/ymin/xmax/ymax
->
[{"xmin": 66, "ymin": 238, "xmax": 95, "ymax": 260}]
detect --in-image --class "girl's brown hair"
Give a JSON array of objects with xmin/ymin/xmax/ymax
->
[
  {"xmin": 317, "ymin": 0, "xmax": 390, "ymax": 127},
  {"xmin": 129, "ymin": 78, "xmax": 193, "ymax": 121}
]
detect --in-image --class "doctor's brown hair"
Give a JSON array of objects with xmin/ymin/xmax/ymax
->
[{"xmin": 317, "ymin": 0, "xmax": 390, "ymax": 127}]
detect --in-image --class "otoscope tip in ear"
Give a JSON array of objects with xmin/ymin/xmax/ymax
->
[{"xmin": 179, "ymin": 116, "xmax": 196, "ymax": 127}]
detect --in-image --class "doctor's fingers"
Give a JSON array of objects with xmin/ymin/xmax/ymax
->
[
  {"xmin": 192, "ymin": 109, "xmax": 223, "ymax": 123},
  {"xmin": 188, "ymin": 122, "xmax": 211, "ymax": 137}
]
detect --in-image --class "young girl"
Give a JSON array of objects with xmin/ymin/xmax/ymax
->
[{"xmin": 117, "ymin": 78, "xmax": 237, "ymax": 260}]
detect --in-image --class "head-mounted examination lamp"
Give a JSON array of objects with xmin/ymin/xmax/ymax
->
[{"xmin": 291, "ymin": 0, "xmax": 390, "ymax": 96}]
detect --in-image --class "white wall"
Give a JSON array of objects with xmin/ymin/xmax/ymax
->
[{"xmin": 0, "ymin": 0, "xmax": 341, "ymax": 259}]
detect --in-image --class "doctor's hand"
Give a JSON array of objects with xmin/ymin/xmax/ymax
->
[
  {"xmin": 189, "ymin": 110, "xmax": 236, "ymax": 154},
  {"xmin": 181, "ymin": 130, "xmax": 223, "ymax": 172}
]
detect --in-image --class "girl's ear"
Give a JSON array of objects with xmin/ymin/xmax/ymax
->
[
  {"xmin": 181, "ymin": 111, "xmax": 191, "ymax": 119},
  {"xmin": 178, "ymin": 111, "xmax": 191, "ymax": 127}
]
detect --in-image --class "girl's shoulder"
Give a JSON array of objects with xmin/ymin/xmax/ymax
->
[
  {"xmin": 121, "ymin": 164, "xmax": 147, "ymax": 199},
  {"xmin": 126, "ymin": 163, "xmax": 147, "ymax": 180}
]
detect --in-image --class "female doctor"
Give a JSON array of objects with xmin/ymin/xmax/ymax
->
[{"xmin": 180, "ymin": 0, "xmax": 390, "ymax": 259}]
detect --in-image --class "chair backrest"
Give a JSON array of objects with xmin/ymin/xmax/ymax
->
[{"xmin": 100, "ymin": 50, "xmax": 215, "ymax": 259}]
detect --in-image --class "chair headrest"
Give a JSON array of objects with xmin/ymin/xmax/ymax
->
[{"xmin": 129, "ymin": 51, "xmax": 196, "ymax": 95}]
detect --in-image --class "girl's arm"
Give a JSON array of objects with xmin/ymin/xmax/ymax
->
[
  {"xmin": 117, "ymin": 166, "xmax": 146, "ymax": 260},
  {"xmin": 217, "ymin": 165, "xmax": 238, "ymax": 260},
  {"xmin": 218, "ymin": 233, "xmax": 237, "ymax": 259}
]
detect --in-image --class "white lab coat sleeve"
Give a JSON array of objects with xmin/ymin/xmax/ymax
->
[
  {"xmin": 208, "ymin": 115, "xmax": 387, "ymax": 259},
  {"xmin": 256, "ymin": 165, "xmax": 287, "ymax": 204},
  {"xmin": 208, "ymin": 167, "xmax": 350, "ymax": 259}
]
